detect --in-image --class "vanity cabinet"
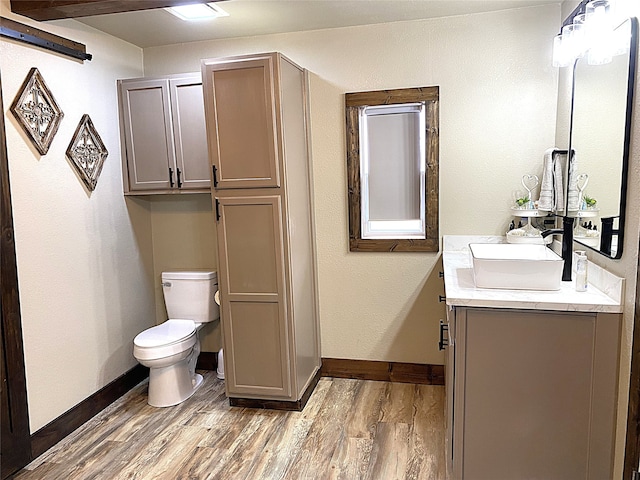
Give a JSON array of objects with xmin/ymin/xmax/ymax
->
[
  {"xmin": 444, "ymin": 306, "xmax": 620, "ymax": 480},
  {"xmin": 202, "ymin": 53, "xmax": 320, "ymax": 406},
  {"xmin": 117, "ymin": 74, "xmax": 210, "ymax": 194}
]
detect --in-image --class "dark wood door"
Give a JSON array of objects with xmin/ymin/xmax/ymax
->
[{"xmin": 1, "ymin": 74, "xmax": 31, "ymax": 479}]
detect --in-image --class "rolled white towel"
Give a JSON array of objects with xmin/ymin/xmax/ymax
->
[
  {"xmin": 553, "ymin": 151, "xmax": 564, "ymax": 211},
  {"xmin": 567, "ymin": 152, "xmax": 580, "ymax": 211},
  {"xmin": 538, "ymin": 148, "xmax": 555, "ymax": 211}
]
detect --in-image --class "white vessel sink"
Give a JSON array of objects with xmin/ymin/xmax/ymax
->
[{"xmin": 469, "ymin": 243, "xmax": 564, "ymax": 291}]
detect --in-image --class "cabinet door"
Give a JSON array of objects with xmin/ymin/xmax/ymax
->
[
  {"xmin": 215, "ymin": 195, "xmax": 290, "ymax": 397},
  {"xmin": 169, "ymin": 77, "xmax": 210, "ymax": 190},
  {"xmin": 455, "ymin": 308, "xmax": 602, "ymax": 480},
  {"xmin": 202, "ymin": 55, "xmax": 281, "ymax": 189},
  {"xmin": 444, "ymin": 306, "xmax": 455, "ymax": 478},
  {"xmin": 119, "ymin": 78, "xmax": 174, "ymax": 191}
]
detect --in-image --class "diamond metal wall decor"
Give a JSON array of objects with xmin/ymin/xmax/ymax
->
[
  {"xmin": 10, "ymin": 68, "xmax": 64, "ymax": 155},
  {"xmin": 66, "ymin": 115, "xmax": 108, "ymax": 191}
]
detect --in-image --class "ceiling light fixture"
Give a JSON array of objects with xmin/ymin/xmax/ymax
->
[{"xmin": 166, "ymin": 2, "xmax": 229, "ymax": 21}]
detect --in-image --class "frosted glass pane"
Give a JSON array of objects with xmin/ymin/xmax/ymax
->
[
  {"xmin": 366, "ymin": 112, "xmax": 421, "ymax": 221},
  {"xmin": 359, "ymin": 102, "xmax": 425, "ymax": 239}
]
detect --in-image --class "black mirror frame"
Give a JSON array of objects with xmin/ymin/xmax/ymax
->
[{"xmin": 568, "ymin": 16, "xmax": 637, "ymax": 259}]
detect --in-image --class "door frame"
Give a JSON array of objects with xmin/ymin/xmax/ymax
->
[{"xmin": 0, "ymin": 74, "xmax": 32, "ymax": 478}]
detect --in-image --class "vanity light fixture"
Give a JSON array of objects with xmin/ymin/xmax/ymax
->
[
  {"xmin": 586, "ymin": 0, "xmax": 614, "ymax": 64},
  {"xmin": 552, "ymin": 0, "xmax": 630, "ymax": 67},
  {"xmin": 611, "ymin": 0, "xmax": 640, "ymax": 19},
  {"xmin": 553, "ymin": 33, "xmax": 573, "ymax": 67},
  {"xmin": 166, "ymin": 2, "xmax": 229, "ymax": 21},
  {"xmin": 553, "ymin": 23, "xmax": 584, "ymax": 67}
]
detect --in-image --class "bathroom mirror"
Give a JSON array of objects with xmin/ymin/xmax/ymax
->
[
  {"xmin": 345, "ymin": 87, "xmax": 439, "ymax": 252},
  {"xmin": 568, "ymin": 17, "xmax": 637, "ymax": 259}
]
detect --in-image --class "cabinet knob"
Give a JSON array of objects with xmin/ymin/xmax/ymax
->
[
  {"xmin": 169, "ymin": 167, "xmax": 174, "ymax": 188},
  {"xmin": 438, "ymin": 320, "xmax": 449, "ymax": 351},
  {"xmin": 439, "ymin": 295, "xmax": 446, "ymax": 303},
  {"xmin": 439, "ymin": 271, "xmax": 444, "ymax": 278},
  {"xmin": 176, "ymin": 168, "xmax": 182, "ymax": 188}
]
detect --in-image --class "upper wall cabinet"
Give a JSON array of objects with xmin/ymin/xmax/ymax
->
[
  {"xmin": 117, "ymin": 74, "xmax": 210, "ymax": 194},
  {"xmin": 202, "ymin": 55, "xmax": 281, "ymax": 189}
]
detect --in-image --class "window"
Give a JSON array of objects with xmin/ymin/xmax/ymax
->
[{"xmin": 346, "ymin": 86, "xmax": 439, "ymax": 252}]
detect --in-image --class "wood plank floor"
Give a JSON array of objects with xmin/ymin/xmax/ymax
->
[{"xmin": 15, "ymin": 372, "xmax": 445, "ymax": 479}]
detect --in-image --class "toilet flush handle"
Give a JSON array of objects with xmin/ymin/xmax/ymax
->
[{"xmin": 162, "ymin": 281, "xmax": 172, "ymax": 287}]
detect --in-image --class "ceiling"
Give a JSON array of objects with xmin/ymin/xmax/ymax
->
[{"xmin": 69, "ymin": 0, "xmax": 560, "ymax": 49}]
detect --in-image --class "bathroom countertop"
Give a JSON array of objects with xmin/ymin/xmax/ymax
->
[{"xmin": 442, "ymin": 235, "xmax": 624, "ymax": 313}]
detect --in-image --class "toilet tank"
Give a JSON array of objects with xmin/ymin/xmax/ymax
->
[{"xmin": 162, "ymin": 271, "xmax": 219, "ymax": 323}]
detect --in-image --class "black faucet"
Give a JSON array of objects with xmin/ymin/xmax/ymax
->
[
  {"xmin": 541, "ymin": 216, "xmax": 574, "ymax": 282},
  {"xmin": 600, "ymin": 216, "xmax": 618, "ymax": 256}
]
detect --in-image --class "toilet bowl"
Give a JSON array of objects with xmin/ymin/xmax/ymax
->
[
  {"xmin": 133, "ymin": 271, "xmax": 218, "ymax": 407},
  {"xmin": 134, "ymin": 319, "xmax": 202, "ymax": 407}
]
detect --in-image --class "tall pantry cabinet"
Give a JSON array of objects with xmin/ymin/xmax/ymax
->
[{"xmin": 201, "ymin": 53, "xmax": 321, "ymax": 408}]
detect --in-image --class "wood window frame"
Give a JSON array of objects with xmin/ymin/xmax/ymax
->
[{"xmin": 346, "ymin": 86, "xmax": 439, "ymax": 252}]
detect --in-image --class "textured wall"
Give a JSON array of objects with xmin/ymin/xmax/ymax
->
[
  {"xmin": 144, "ymin": 4, "xmax": 560, "ymax": 365},
  {"xmin": 1, "ymin": 2, "xmax": 153, "ymax": 432},
  {"xmin": 580, "ymin": 48, "xmax": 639, "ymax": 480},
  {"xmin": 149, "ymin": 195, "xmax": 220, "ymax": 351},
  {"xmin": 556, "ymin": 1, "xmax": 640, "ymax": 477}
]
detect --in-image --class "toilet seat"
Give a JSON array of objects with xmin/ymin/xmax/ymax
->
[{"xmin": 133, "ymin": 319, "xmax": 197, "ymax": 361}]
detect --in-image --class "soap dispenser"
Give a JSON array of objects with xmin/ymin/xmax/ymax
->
[{"xmin": 575, "ymin": 251, "xmax": 588, "ymax": 292}]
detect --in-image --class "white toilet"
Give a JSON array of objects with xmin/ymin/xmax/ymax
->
[{"xmin": 133, "ymin": 270, "xmax": 219, "ymax": 407}]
